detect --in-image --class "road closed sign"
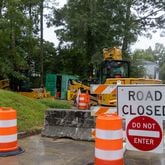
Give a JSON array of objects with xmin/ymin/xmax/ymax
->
[
  {"xmin": 117, "ymin": 85, "xmax": 165, "ymax": 119},
  {"xmin": 117, "ymin": 85, "xmax": 165, "ymax": 153},
  {"xmin": 126, "ymin": 116, "xmax": 163, "ymax": 153}
]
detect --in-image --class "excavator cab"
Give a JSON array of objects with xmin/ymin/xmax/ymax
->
[
  {"xmin": 99, "ymin": 60, "xmax": 130, "ymax": 83},
  {"xmin": 98, "ymin": 47, "xmax": 130, "ymax": 83}
]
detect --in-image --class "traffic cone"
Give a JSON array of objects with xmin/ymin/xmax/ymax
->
[
  {"xmin": 0, "ymin": 107, "xmax": 24, "ymax": 157},
  {"xmin": 95, "ymin": 113, "xmax": 124, "ymax": 165}
]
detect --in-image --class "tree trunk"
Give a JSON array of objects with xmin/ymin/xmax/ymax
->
[
  {"xmin": 122, "ymin": 0, "xmax": 132, "ymax": 57},
  {"xmin": 40, "ymin": 0, "xmax": 44, "ymax": 87}
]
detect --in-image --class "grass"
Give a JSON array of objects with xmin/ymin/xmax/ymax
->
[
  {"xmin": 0, "ymin": 89, "xmax": 72, "ymax": 133},
  {"xmin": 38, "ymin": 98, "xmax": 72, "ymax": 109}
]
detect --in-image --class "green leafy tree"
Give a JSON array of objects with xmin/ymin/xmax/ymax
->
[
  {"xmin": 130, "ymin": 47, "xmax": 157, "ymax": 77},
  {"xmin": 0, "ymin": 0, "xmax": 45, "ymax": 84},
  {"xmin": 160, "ymin": 63, "xmax": 165, "ymax": 82},
  {"xmin": 131, "ymin": 43, "xmax": 165, "ymax": 80},
  {"xmin": 153, "ymin": 43, "xmax": 165, "ymax": 81},
  {"xmin": 130, "ymin": 50, "xmax": 146, "ymax": 78},
  {"xmin": 50, "ymin": 0, "xmax": 140, "ymax": 77},
  {"xmin": 49, "ymin": 0, "xmax": 165, "ymax": 78}
]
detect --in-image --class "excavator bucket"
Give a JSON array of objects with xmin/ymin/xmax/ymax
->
[{"xmin": 41, "ymin": 109, "xmax": 95, "ymax": 141}]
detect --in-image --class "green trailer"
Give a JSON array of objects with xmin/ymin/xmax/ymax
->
[{"xmin": 45, "ymin": 73, "xmax": 78, "ymax": 100}]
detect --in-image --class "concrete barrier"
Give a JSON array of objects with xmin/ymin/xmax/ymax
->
[{"xmin": 41, "ymin": 109, "xmax": 95, "ymax": 141}]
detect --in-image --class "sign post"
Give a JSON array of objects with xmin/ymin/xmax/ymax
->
[{"xmin": 117, "ymin": 85, "xmax": 165, "ymax": 153}]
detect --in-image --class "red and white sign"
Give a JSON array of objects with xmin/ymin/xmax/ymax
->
[
  {"xmin": 126, "ymin": 116, "xmax": 163, "ymax": 153},
  {"xmin": 117, "ymin": 85, "xmax": 165, "ymax": 153}
]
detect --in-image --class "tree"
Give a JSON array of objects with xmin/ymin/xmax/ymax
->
[
  {"xmin": 130, "ymin": 50, "xmax": 146, "ymax": 78},
  {"xmin": 133, "ymin": 0, "xmax": 165, "ymax": 32},
  {"xmin": 153, "ymin": 43, "xmax": 165, "ymax": 66},
  {"xmin": 49, "ymin": 0, "xmax": 165, "ymax": 78},
  {"xmin": 153, "ymin": 43, "xmax": 165, "ymax": 81},
  {"xmin": 0, "ymin": 0, "xmax": 29, "ymax": 80},
  {"xmin": 131, "ymin": 43, "xmax": 165, "ymax": 80},
  {"xmin": 50, "ymin": 0, "xmax": 140, "ymax": 77},
  {"xmin": 0, "ymin": 0, "xmax": 46, "ymax": 83},
  {"xmin": 160, "ymin": 63, "xmax": 165, "ymax": 82}
]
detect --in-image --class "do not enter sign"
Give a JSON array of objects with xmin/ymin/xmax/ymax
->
[{"xmin": 126, "ymin": 116, "xmax": 163, "ymax": 152}]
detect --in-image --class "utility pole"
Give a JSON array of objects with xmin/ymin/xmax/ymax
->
[{"xmin": 40, "ymin": 0, "xmax": 44, "ymax": 88}]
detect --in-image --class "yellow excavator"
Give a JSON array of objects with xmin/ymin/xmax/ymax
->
[
  {"xmin": 67, "ymin": 79, "xmax": 98, "ymax": 105},
  {"xmin": 97, "ymin": 47, "xmax": 161, "ymax": 106},
  {"xmin": 68, "ymin": 46, "xmax": 161, "ymax": 106},
  {"xmin": 67, "ymin": 80, "xmax": 89, "ymax": 100}
]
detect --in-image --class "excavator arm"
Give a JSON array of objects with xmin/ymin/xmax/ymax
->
[
  {"xmin": 67, "ymin": 80, "xmax": 90, "ymax": 100},
  {"xmin": 67, "ymin": 80, "xmax": 98, "ymax": 105}
]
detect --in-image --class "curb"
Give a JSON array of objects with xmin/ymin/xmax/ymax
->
[{"xmin": 18, "ymin": 129, "xmax": 42, "ymax": 139}]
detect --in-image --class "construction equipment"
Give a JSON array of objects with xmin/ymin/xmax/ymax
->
[
  {"xmin": 0, "ymin": 79, "xmax": 10, "ymax": 89},
  {"xmin": 99, "ymin": 47, "xmax": 130, "ymax": 82},
  {"xmin": 67, "ymin": 80, "xmax": 90, "ymax": 101},
  {"xmin": 97, "ymin": 47, "xmax": 161, "ymax": 106},
  {"xmin": 0, "ymin": 78, "xmax": 50, "ymax": 99},
  {"xmin": 19, "ymin": 88, "xmax": 51, "ymax": 99},
  {"xmin": 67, "ymin": 47, "xmax": 161, "ymax": 106},
  {"xmin": 67, "ymin": 79, "xmax": 98, "ymax": 106}
]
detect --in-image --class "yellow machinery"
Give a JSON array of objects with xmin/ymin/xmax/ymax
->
[
  {"xmin": 103, "ymin": 47, "xmax": 122, "ymax": 60},
  {"xmin": 20, "ymin": 88, "xmax": 51, "ymax": 99},
  {"xmin": 67, "ymin": 80, "xmax": 90, "ymax": 101},
  {"xmin": 0, "ymin": 79, "xmax": 50, "ymax": 99},
  {"xmin": 97, "ymin": 47, "xmax": 161, "ymax": 106},
  {"xmin": 98, "ymin": 77, "xmax": 161, "ymax": 106},
  {"xmin": 67, "ymin": 80, "xmax": 98, "ymax": 105},
  {"xmin": 68, "ymin": 46, "xmax": 162, "ymax": 106},
  {"xmin": 0, "ymin": 79, "xmax": 10, "ymax": 89}
]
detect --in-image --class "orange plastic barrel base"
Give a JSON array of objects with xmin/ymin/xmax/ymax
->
[
  {"xmin": 0, "ymin": 146, "xmax": 24, "ymax": 157},
  {"xmin": 0, "ymin": 108, "xmax": 24, "ymax": 157},
  {"xmin": 0, "ymin": 141, "xmax": 18, "ymax": 152},
  {"xmin": 95, "ymin": 157, "xmax": 124, "ymax": 165}
]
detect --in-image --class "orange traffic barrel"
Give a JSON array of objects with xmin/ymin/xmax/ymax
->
[
  {"xmin": 95, "ymin": 113, "xmax": 123, "ymax": 165},
  {"xmin": 0, "ymin": 107, "xmax": 24, "ymax": 157},
  {"xmin": 78, "ymin": 93, "xmax": 90, "ymax": 110}
]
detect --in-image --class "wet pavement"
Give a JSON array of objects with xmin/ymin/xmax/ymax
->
[{"xmin": 0, "ymin": 135, "xmax": 95, "ymax": 165}]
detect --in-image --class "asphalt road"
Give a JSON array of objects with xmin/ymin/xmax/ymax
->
[{"xmin": 0, "ymin": 135, "xmax": 95, "ymax": 165}]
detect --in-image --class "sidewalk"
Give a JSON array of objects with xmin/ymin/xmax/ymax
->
[{"xmin": 0, "ymin": 135, "xmax": 94, "ymax": 165}]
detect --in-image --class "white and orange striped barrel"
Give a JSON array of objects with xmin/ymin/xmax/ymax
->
[
  {"xmin": 78, "ymin": 93, "xmax": 90, "ymax": 110},
  {"xmin": 95, "ymin": 113, "xmax": 123, "ymax": 165},
  {"xmin": 0, "ymin": 107, "xmax": 18, "ymax": 152}
]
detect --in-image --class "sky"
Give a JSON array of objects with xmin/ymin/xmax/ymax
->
[
  {"xmin": 131, "ymin": 31, "xmax": 165, "ymax": 50},
  {"xmin": 43, "ymin": 0, "xmax": 165, "ymax": 51}
]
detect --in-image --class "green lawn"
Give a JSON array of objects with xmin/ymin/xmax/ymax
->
[{"xmin": 0, "ymin": 89, "xmax": 71, "ymax": 133}]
